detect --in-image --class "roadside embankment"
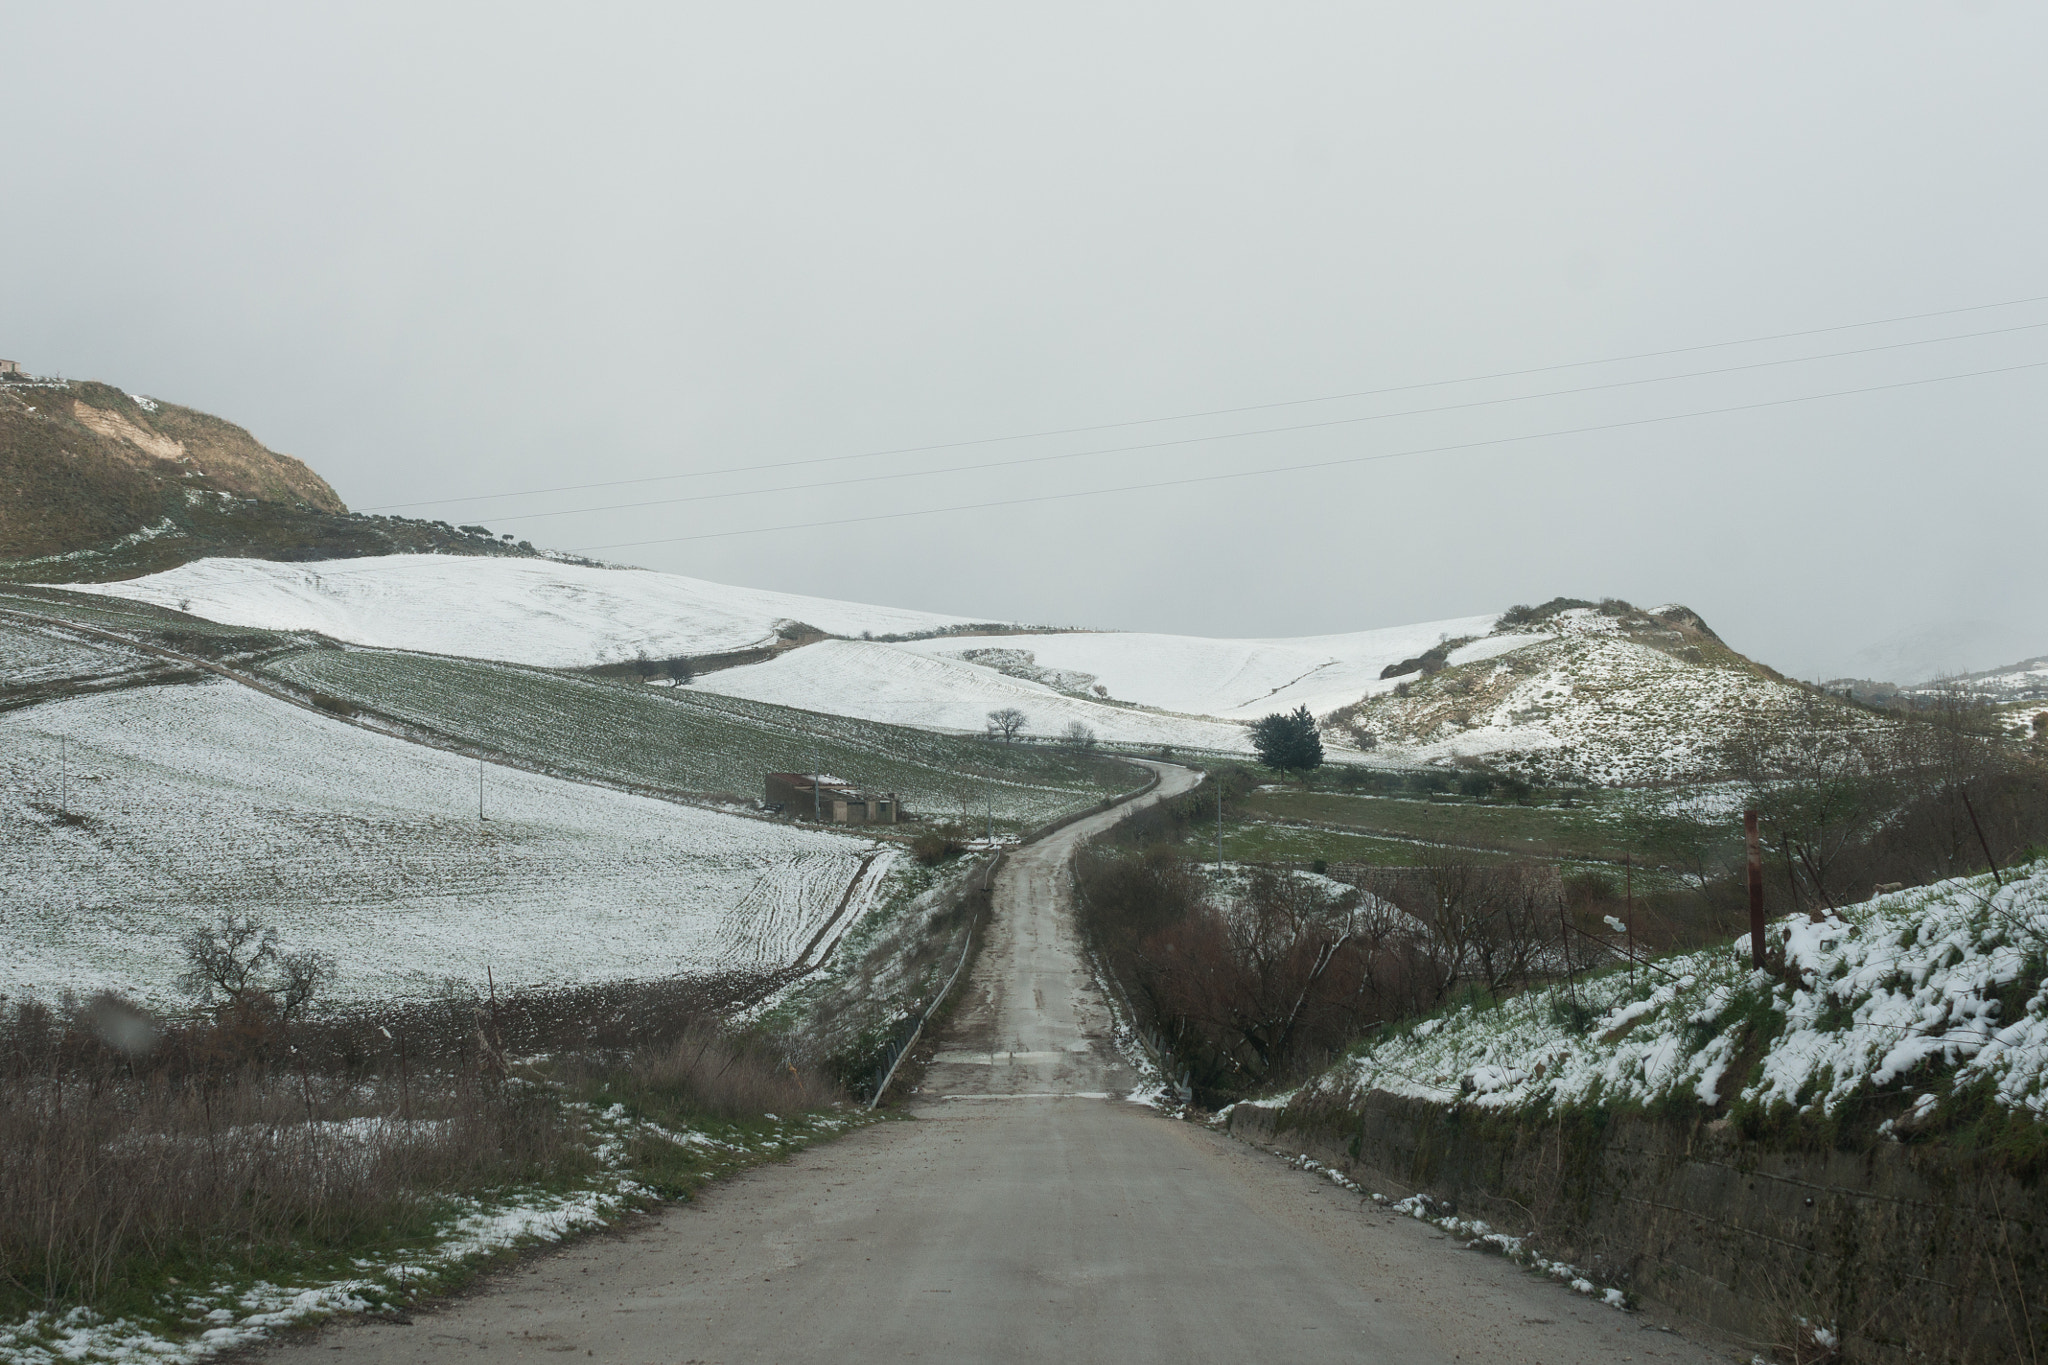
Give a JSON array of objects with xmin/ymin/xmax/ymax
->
[
  {"xmin": 1232, "ymin": 1088, "xmax": 2044, "ymax": 1363},
  {"xmin": 1233, "ymin": 861, "xmax": 2048, "ymax": 1363}
]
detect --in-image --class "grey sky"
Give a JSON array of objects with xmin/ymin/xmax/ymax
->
[{"xmin": 5, "ymin": 3, "xmax": 2043, "ymax": 683}]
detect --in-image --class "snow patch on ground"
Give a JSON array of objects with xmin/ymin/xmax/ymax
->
[
  {"xmin": 1274, "ymin": 1150, "xmax": 1631, "ymax": 1309},
  {"xmin": 1311, "ymin": 861, "xmax": 2048, "ymax": 1121},
  {"xmin": 57, "ymin": 555, "xmax": 987, "ymax": 668},
  {"xmin": 694, "ymin": 639, "xmax": 1253, "ymax": 751},
  {"xmin": 892, "ymin": 615, "xmax": 1503, "ymax": 720},
  {"xmin": 0, "ymin": 679, "xmax": 890, "ymax": 1004},
  {"xmin": 0, "ymin": 1105, "xmax": 860, "ymax": 1365}
]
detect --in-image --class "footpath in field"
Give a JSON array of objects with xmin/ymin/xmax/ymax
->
[{"xmin": 284, "ymin": 763, "xmax": 1733, "ymax": 1365}]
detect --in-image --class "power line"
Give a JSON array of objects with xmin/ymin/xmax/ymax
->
[
  {"xmin": 358, "ymin": 291, "xmax": 2048, "ymax": 514},
  {"xmin": 566, "ymin": 358, "xmax": 2047, "ymax": 552},
  {"xmin": 474, "ymin": 319, "xmax": 2048, "ymax": 527}
]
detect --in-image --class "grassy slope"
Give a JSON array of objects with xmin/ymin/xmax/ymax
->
[
  {"xmin": 1306, "ymin": 860, "xmax": 2048, "ymax": 1155},
  {"xmin": 0, "ymin": 585, "xmax": 1145, "ymax": 830},
  {"xmin": 256, "ymin": 645, "xmax": 1144, "ymax": 830},
  {"xmin": 1242, "ymin": 788, "xmax": 1632, "ymax": 861}
]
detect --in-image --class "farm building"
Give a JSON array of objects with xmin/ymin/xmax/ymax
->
[
  {"xmin": 764, "ymin": 772, "xmax": 902, "ymax": 825},
  {"xmin": 0, "ymin": 359, "xmax": 23, "ymax": 376}
]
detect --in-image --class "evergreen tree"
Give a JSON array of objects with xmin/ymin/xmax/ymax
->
[{"xmin": 1250, "ymin": 705, "xmax": 1324, "ymax": 777}]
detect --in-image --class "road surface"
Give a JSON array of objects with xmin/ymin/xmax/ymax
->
[{"xmin": 277, "ymin": 761, "xmax": 1731, "ymax": 1364}]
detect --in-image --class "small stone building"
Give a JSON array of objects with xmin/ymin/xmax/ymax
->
[
  {"xmin": 0, "ymin": 360, "xmax": 22, "ymax": 376},
  {"xmin": 764, "ymin": 773, "xmax": 901, "ymax": 825}
]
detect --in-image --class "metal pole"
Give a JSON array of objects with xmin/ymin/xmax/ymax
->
[
  {"xmin": 1216, "ymin": 783, "xmax": 1223, "ymax": 870},
  {"xmin": 60, "ymin": 735, "xmax": 67, "ymax": 814},
  {"xmin": 1960, "ymin": 787, "xmax": 2004, "ymax": 888},
  {"xmin": 478, "ymin": 757, "xmax": 484, "ymax": 822},
  {"xmin": 1625, "ymin": 853, "xmax": 1634, "ymax": 988},
  {"xmin": 1745, "ymin": 810, "xmax": 1765, "ymax": 969},
  {"xmin": 813, "ymin": 742, "xmax": 820, "ymax": 821}
]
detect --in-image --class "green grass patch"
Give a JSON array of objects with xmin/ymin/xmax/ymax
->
[
  {"xmin": 255, "ymin": 646, "xmax": 1142, "ymax": 832},
  {"xmin": 1240, "ymin": 787, "xmax": 1631, "ymax": 860}
]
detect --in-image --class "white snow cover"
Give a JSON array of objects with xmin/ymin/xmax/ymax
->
[
  {"xmin": 889, "ymin": 614, "xmax": 1504, "ymax": 720},
  {"xmin": 1354, "ymin": 614, "xmax": 1822, "ymax": 785},
  {"xmin": 692, "ymin": 638, "xmax": 1254, "ymax": 751},
  {"xmin": 0, "ymin": 679, "xmax": 895, "ymax": 1004},
  {"xmin": 1310, "ymin": 861, "xmax": 2048, "ymax": 1121},
  {"xmin": 0, "ymin": 620, "xmax": 157, "ymax": 687},
  {"xmin": 57, "ymin": 555, "xmax": 988, "ymax": 667}
]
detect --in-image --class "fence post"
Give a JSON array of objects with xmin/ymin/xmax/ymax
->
[{"xmin": 1746, "ymin": 809, "xmax": 1766, "ymax": 969}]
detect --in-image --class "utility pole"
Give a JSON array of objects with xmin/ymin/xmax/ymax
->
[
  {"xmin": 478, "ymin": 757, "xmax": 485, "ymax": 823},
  {"xmin": 1216, "ymin": 783, "xmax": 1223, "ymax": 870},
  {"xmin": 1745, "ymin": 809, "xmax": 1765, "ymax": 970},
  {"xmin": 60, "ymin": 735, "xmax": 67, "ymax": 815},
  {"xmin": 985, "ymin": 772, "xmax": 993, "ymax": 844},
  {"xmin": 1625, "ymin": 853, "xmax": 1634, "ymax": 989},
  {"xmin": 813, "ymin": 740, "xmax": 820, "ymax": 822}
]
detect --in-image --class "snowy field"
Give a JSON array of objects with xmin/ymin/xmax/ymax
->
[
  {"xmin": 52, "ymin": 556, "xmax": 1833, "ymax": 786},
  {"xmin": 57, "ymin": 555, "xmax": 989, "ymax": 667},
  {"xmin": 254, "ymin": 645, "xmax": 1139, "ymax": 829},
  {"xmin": 0, "ymin": 679, "xmax": 896, "ymax": 1005},
  {"xmin": 892, "ymin": 616, "xmax": 1508, "ymax": 720},
  {"xmin": 0, "ymin": 617, "xmax": 163, "ymax": 688},
  {"xmin": 691, "ymin": 639, "xmax": 1255, "ymax": 752},
  {"xmin": 1309, "ymin": 860, "xmax": 2048, "ymax": 1123}
]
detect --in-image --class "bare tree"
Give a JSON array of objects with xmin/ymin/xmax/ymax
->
[
  {"xmin": 1364, "ymin": 848, "xmax": 1561, "ymax": 1003},
  {"xmin": 1061, "ymin": 719, "xmax": 1097, "ymax": 749},
  {"xmin": 986, "ymin": 707, "xmax": 1027, "ymax": 742},
  {"xmin": 181, "ymin": 915, "xmax": 334, "ymax": 1033},
  {"xmin": 181, "ymin": 916, "xmax": 279, "ymax": 1007}
]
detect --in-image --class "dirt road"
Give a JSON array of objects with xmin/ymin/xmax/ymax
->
[{"xmin": 281, "ymin": 762, "xmax": 1731, "ymax": 1364}]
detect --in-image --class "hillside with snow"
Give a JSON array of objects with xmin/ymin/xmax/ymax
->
[
  {"xmin": 1296, "ymin": 859, "xmax": 2048, "ymax": 1126},
  {"xmin": 53, "ymin": 558, "xmax": 1839, "ymax": 783},
  {"xmin": 58, "ymin": 554, "xmax": 992, "ymax": 668},
  {"xmin": 690, "ymin": 638, "xmax": 1255, "ymax": 751},
  {"xmin": 1909, "ymin": 654, "xmax": 2048, "ymax": 704},
  {"xmin": 1323, "ymin": 599, "xmax": 1825, "ymax": 785},
  {"xmin": 0, "ymin": 677, "xmax": 896, "ymax": 1005}
]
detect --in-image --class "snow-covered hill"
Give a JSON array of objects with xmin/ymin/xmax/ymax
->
[
  {"xmin": 55, "ymin": 558, "xmax": 1838, "ymax": 783},
  {"xmin": 58, "ymin": 554, "xmax": 990, "ymax": 667},
  {"xmin": 0, "ymin": 677, "xmax": 895, "ymax": 1004},
  {"xmin": 691, "ymin": 638, "xmax": 1253, "ymax": 751},
  {"xmin": 1909, "ymin": 655, "xmax": 2048, "ymax": 704},
  {"xmin": 1326, "ymin": 601, "xmax": 1825, "ymax": 785},
  {"xmin": 698, "ymin": 600, "xmax": 1828, "ymax": 780},
  {"xmin": 890, "ymin": 617, "xmax": 1507, "ymax": 720}
]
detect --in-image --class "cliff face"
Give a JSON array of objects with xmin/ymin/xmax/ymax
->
[{"xmin": 0, "ymin": 378, "xmax": 344, "ymax": 561}]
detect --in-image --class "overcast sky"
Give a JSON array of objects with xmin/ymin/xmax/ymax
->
[{"xmin": 5, "ymin": 3, "xmax": 2044, "ymax": 682}]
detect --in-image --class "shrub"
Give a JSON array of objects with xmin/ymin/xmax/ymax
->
[{"xmin": 912, "ymin": 825, "xmax": 965, "ymax": 865}]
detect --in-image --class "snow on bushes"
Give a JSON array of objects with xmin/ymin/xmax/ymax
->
[{"xmin": 1315, "ymin": 859, "xmax": 2048, "ymax": 1124}]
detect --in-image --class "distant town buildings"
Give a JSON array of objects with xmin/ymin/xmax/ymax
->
[{"xmin": 764, "ymin": 772, "xmax": 902, "ymax": 825}]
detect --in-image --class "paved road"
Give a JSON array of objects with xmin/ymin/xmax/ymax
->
[{"xmin": 281, "ymin": 762, "xmax": 1732, "ymax": 1364}]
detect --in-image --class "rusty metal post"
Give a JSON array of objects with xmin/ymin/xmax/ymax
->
[
  {"xmin": 1960, "ymin": 787, "xmax": 2004, "ymax": 888},
  {"xmin": 1625, "ymin": 853, "xmax": 1634, "ymax": 988},
  {"xmin": 1745, "ymin": 809, "xmax": 1765, "ymax": 969}
]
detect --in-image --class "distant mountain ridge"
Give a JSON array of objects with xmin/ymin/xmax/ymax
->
[{"xmin": 1822, "ymin": 654, "xmax": 2048, "ymax": 705}]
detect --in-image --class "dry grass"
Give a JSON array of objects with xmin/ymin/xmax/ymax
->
[{"xmin": 0, "ymin": 972, "xmax": 842, "ymax": 1324}]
